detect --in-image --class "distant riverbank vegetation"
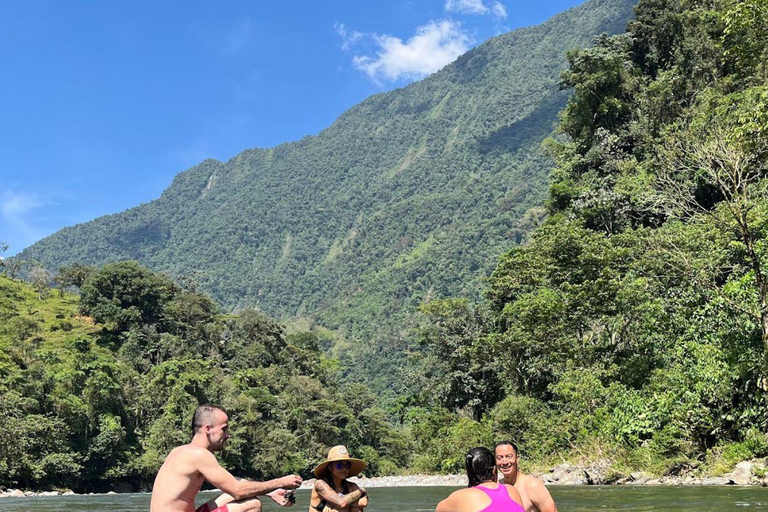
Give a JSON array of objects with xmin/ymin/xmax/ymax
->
[
  {"xmin": 412, "ymin": 0, "xmax": 768, "ymax": 480},
  {"xmin": 0, "ymin": 264, "xmax": 411, "ymax": 492},
  {"xmin": 3, "ymin": 0, "xmax": 768, "ymax": 492}
]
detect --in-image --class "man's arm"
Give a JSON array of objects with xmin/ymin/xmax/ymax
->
[
  {"xmin": 196, "ymin": 450, "xmax": 301, "ymax": 500},
  {"xmin": 313, "ymin": 480, "xmax": 366, "ymax": 508},
  {"xmin": 528, "ymin": 479, "xmax": 557, "ymax": 512}
]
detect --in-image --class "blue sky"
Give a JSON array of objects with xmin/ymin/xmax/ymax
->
[{"xmin": 0, "ymin": 0, "xmax": 584, "ymax": 256}]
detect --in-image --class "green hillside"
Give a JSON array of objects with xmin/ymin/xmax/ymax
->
[
  {"xmin": 19, "ymin": 0, "xmax": 637, "ymax": 390},
  {"xmin": 0, "ymin": 266, "xmax": 407, "ymax": 491},
  {"xmin": 414, "ymin": 0, "xmax": 768, "ymax": 477}
]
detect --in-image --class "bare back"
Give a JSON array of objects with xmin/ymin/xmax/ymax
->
[
  {"xmin": 150, "ymin": 444, "xmax": 212, "ymax": 512},
  {"xmin": 436, "ymin": 483, "xmax": 523, "ymax": 512}
]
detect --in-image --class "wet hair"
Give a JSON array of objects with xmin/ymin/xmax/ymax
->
[
  {"xmin": 466, "ymin": 447, "xmax": 496, "ymax": 487},
  {"xmin": 494, "ymin": 440, "xmax": 519, "ymax": 455},
  {"xmin": 191, "ymin": 404, "xmax": 226, "ymax": 435}
]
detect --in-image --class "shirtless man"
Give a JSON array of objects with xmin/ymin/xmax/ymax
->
[
  {"xmin": 494, "ymin": 441, "xmax": 557, "ymax": 512},
  {"xmin": 150, "ymin": 404, "xmax": 302, "ymax": 512}
]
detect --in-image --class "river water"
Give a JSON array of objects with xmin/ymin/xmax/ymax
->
[{"xmin": 1, "ymin": 486, "xmax": 766, "ymax": 511}]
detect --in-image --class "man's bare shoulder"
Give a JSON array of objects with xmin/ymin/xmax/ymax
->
[
  {"xmin": 519, "ymin": 473, "xmax": 551, "ymax": 495},
  {"xmin": 164, "ymin": 444, "xmax": 215, "ymax": 466},
  {"xmin": 515, "ymin": 473, "xmax": 545, "ymax": 489}
]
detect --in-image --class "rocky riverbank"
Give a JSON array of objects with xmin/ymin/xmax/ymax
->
[
  {"xmin": 323, "ymin": 459, "xmax": 768, "ymax": 488},
  {"xmin": 4, "ymin": 459, "xmax": 768, "ymax": 497},
  {"xmin": 536, "ymin": 459, "xmax": 768, "ymax": 486},
  {"xmin": 0, "ymin": 489, "xmax": 79, "ymax": 497}
]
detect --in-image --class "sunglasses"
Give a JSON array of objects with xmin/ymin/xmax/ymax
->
[{"xmin": 333, "ymin": 461, "xmax": 352, "ymax": 470}]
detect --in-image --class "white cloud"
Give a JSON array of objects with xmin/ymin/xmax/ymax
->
[
  {"xmin": 445, "ymin": 0, "xmax": 488, "ymax": 15},
  {"xmin": 352, "ymin": 20, "xmax": 472, "ymax": 83},
  {"xmin": 445, "ymin": 0, "xmax": 507, "ymax": 18},
  {"xmin": 1, "ymin": 190, "xmax": 44, "ymax": 220},
  {"xmin": 491, "ymin": 1, "xmax": 507, "ymax": 18},
  {"xmin": 0, "ymin": 190, "xmax": 48, "ymax": 250},
  {"xmin": 334, "ymin": 22, "xmax": 364, "ymax": 52}
]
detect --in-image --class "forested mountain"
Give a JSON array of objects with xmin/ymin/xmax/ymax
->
[
  {"xmin": 19, "ymin": 0, "xmax": 636, "ymax": 362},
  {"xmin": 6, "ymin": 0, "xmax": 768, "ymax": 492},
  {"xmin": 416, "ymin": 0, "xmax": 768, "ymax": 478}
]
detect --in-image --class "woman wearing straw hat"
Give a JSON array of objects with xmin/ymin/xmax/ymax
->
[{"xmin": 309, "ymin": 445, "xmax": 369, "ymax": 512}]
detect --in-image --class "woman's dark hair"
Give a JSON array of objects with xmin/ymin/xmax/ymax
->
[
  {"xmin": 322, "ymin": 465, "xmax": 350, "ymax": 492},
  {"xmin": 466, "ymin": 447, "xmax": 496, "ymax": 487}
]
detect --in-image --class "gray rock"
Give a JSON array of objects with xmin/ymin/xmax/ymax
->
[
  {"xmin": 630, "ymin": 472, "xmax": 651, "ymax": 484},
  {"xmin": 702, "ymin": 477, "xmax": 732, "ymax": 485},
  {"xmin": 539, "ymin": 473, "xmax": 557, "ymax": 484},
  {"xmin": 548, "ymin": 463, "xmax": 576, "ymax": 483},
  {"xmin": 38, "ymin": 491, "xmax": 60, "ymax": 497},
  {"xmin": 559, "ymin": 470, "xmax": 588, "ymax": 486},
  {"xmin": 584, "ymin": 461, "xmax": 611, "ymax": 485},
  {"xmin": 726, "ymin": 461, "xmax": 755, "ymax": 485}
]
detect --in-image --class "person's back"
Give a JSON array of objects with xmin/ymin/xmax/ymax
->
[
  {"xmin": 439, "ymin": 483, "xmax": 524, "ymax": 512},
  {"xmin": 472, "ymin": 483, "xmax": 524, "ymax": 512}
]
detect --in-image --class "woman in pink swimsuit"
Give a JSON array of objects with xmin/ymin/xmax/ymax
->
[{"xmin": 436, "ymin": 447, "xmax": 525, "ymax": 512}]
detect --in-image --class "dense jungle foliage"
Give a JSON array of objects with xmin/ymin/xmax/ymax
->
[
  {"xmin": 0, "ymin": 265, "xmax": 411, "ymax": 491},
  {"xmin": 413, "ymin": 0, "xmax": 768, "ymax": 477},
  {"xmin": 15, "ymin": 0, "xmax": 636, "ymax": 396}
]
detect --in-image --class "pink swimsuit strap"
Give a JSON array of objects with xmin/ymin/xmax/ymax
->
[{"xmin": 475, "ymin": 485, "xmax": 525, "ymax": 512}]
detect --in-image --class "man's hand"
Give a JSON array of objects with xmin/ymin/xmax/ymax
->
[
  {"xmin": 279, "ymin": 474, "xmax": 302, "ymax": 489},
  {"xmin": 268, "ymin": 489, "xmax": 295, "ymax": 507}
]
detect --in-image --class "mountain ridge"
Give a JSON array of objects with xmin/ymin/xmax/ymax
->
[{"xmin": 19, "ymin": 0, "xmax": 637, "ymax": 346}]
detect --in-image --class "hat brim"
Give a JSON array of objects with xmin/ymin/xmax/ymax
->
[{"xmin": 313, "ymin": 458, "xmax": 366, "ymax": 478}]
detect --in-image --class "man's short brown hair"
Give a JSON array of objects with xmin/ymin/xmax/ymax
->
[{"xmin": 191, "ymin": 404, "xmax": 226, "ymax": 435}]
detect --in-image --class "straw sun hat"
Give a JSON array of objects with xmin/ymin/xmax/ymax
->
[{"xmin": 313, "ymin": 445, "xmax": 366, "ymax": 478}]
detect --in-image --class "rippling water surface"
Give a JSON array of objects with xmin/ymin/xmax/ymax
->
[{"xmin": 2, "ymin": 486, "xmax": 767, "ymax": 511}]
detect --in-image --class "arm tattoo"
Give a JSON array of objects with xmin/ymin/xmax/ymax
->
[{"xmin": 315, "ymin": 481, "xmax": 363, "ymax": 508}]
